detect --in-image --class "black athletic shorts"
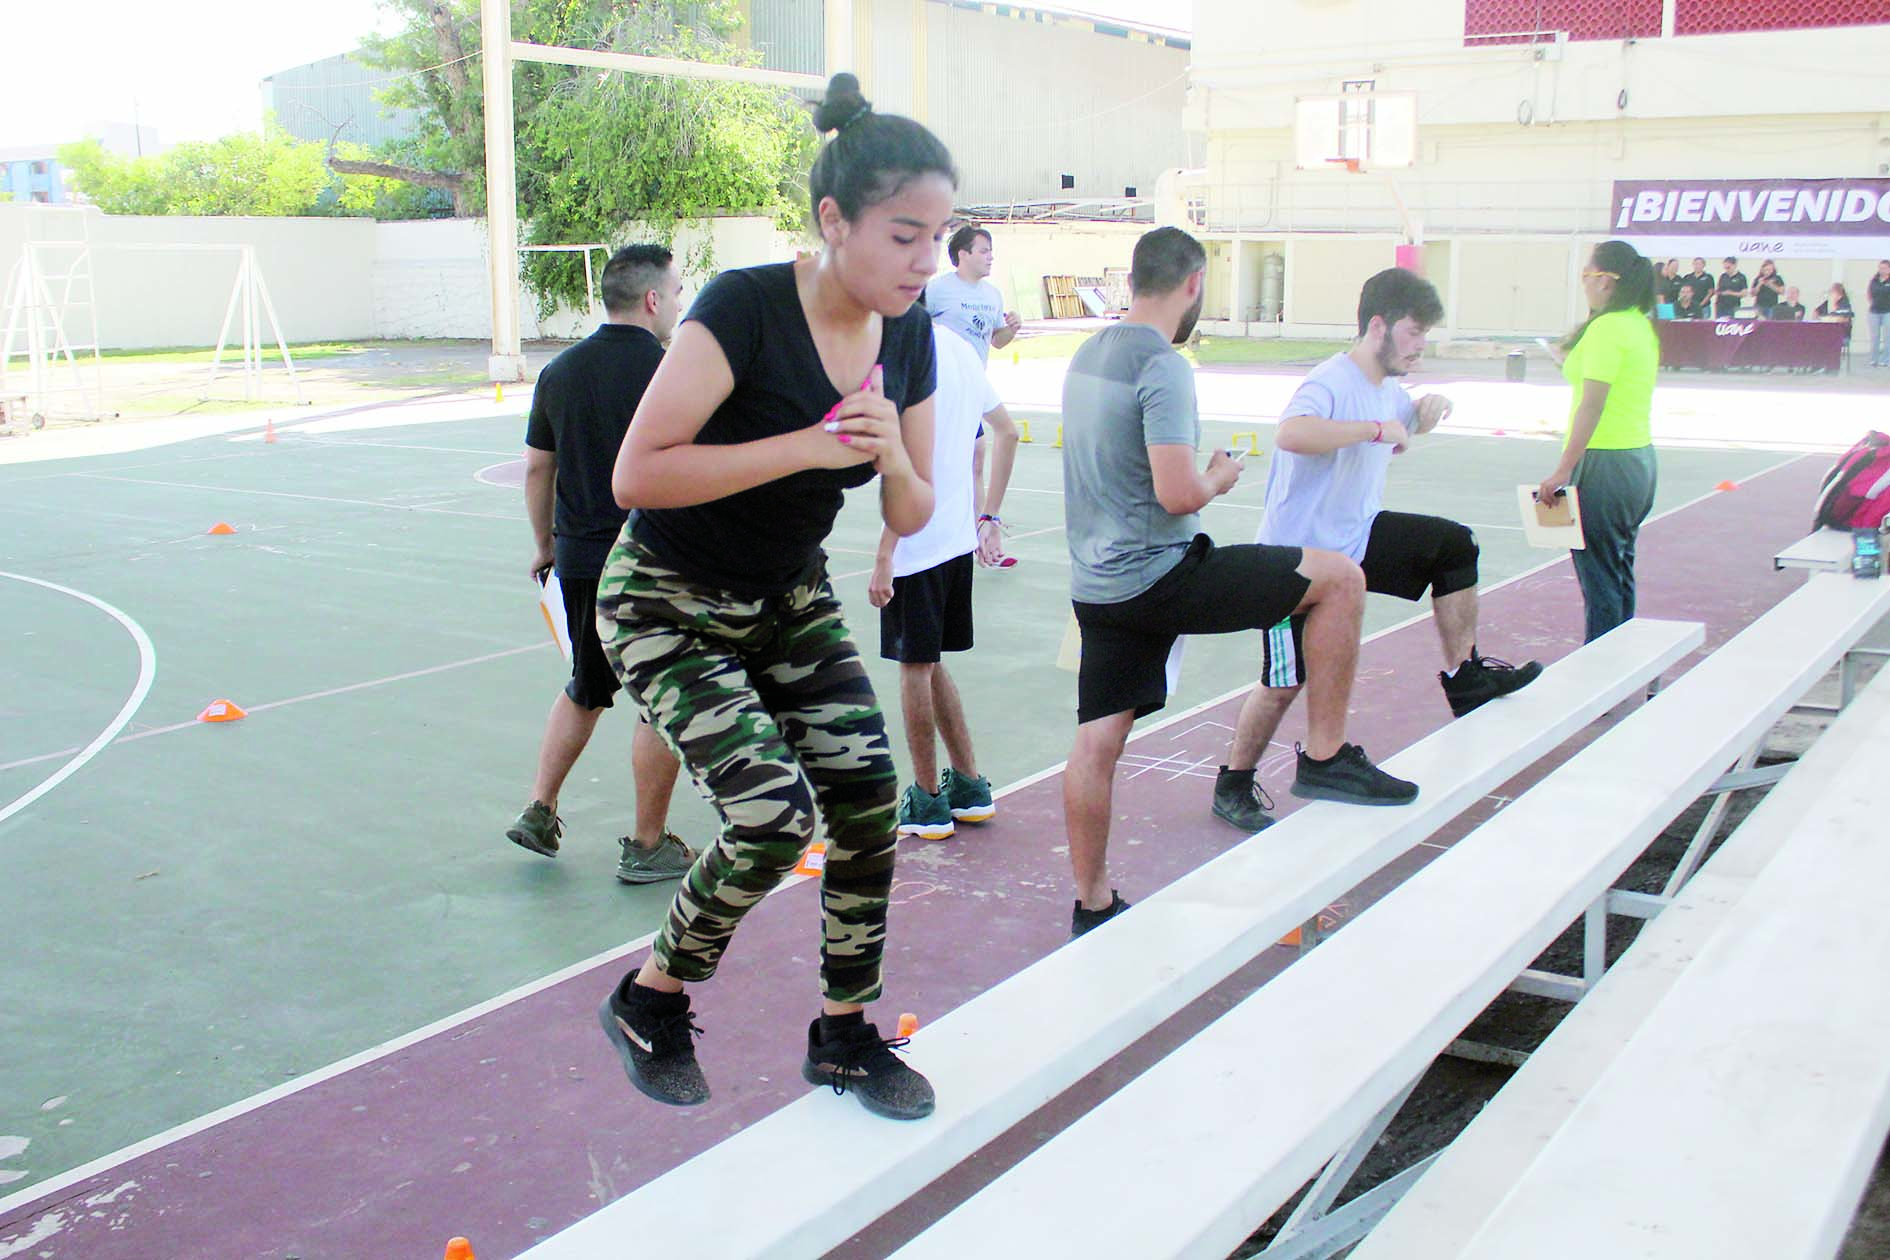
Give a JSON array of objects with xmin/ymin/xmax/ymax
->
[
  {"xmin": 1260, "ymin": 511, "xmax": 1478, "ymax": 688},
  {"xmin": 1072, "ymin": 534, "xmax": 1308, "ymax": 724},
  {"xmin": 560, "ymin": 574, "xmax": 621, "ymax": 710},
  {"xmin": 880, "ymin": 552, "xmax": 975, "ymax": 664}
]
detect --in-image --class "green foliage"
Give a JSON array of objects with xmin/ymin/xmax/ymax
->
[
  {"xmin": 57, "ymin": 126, "xmax": 417, "ymax": 218},
  {"xmin": 362, "ymin": 0, "xmax": 817, "ymax": 313}
]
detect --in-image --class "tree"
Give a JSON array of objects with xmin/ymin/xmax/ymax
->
[
  {"xmin": 357, "ymin": 0, "xmax": 817, "ymax": 311},
  {"xmin": 58, "ymin": 126, "xmax": 418, "ymax": 218}
]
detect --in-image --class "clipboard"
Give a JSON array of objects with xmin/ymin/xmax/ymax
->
[
  {"xmin": 538, "ymin": 571, "xmax": 574, "ymax": 660},
  {"xmin": 1517, "ymin": 483, "xmax": 1585, "ymax": 550}
]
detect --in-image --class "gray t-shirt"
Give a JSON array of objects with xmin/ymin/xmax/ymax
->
[
  {"xmin": 925, "ymin": 272, "xmax": 1004, "ymax": 363},
  {"xmin": 1257, "ymin": 353, "xmax": 1413, "ymax": 562},
  {"xmin": 1062, "ymin": 323, "xmax": 1201, "ymax": 603}
]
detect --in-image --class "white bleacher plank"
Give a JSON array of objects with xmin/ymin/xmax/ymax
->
[
  {"xmin": 1455, "ymin": 669, "xmax": 1890, "ymax": 1260},
  {"xmin": 1353, "ymin": 620, "xmax": 1890, "ymax": 1260},
  {"xmin": 520, "ymin": 620, "xmax": 1703, "ymax": 1260},
  {"xmin": 1774, "ymin": 527, "xmax": 1854, "ymax": 573},
  {"xmin": 890, "ymin": 574, "xmax": 1890, "ymax": 1260}
]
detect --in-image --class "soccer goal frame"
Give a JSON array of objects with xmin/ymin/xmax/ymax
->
[{"xmin": 478, "ymin": 0, "xmax": 852, "ymax": 381}]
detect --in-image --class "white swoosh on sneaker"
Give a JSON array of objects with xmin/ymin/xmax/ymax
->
[{"xmin": 615, "ymin": 1015, "xmax": 654, "ymax": 1054}]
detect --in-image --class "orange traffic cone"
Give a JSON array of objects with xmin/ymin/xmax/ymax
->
[
  {"xmin": 1715, "ymin": 479, "xmax": 1739, "ymax": 491},
  {"xmin": 207, "ymin": 522, "xmax": 236, "ymax": 536},
  {"xmin": 444, "ymin": 1240, "xmax": 475, "ymax": 1260},
  {"xmin": 264, "ymin": 418, "xmax": 277, "ymax": 444},
  {"xmin": 793, "ymin": 840, "xmax": 827, "ymax": 878},
  {"xmin": 197, "ymin": 699, "xmax": 248, "ymax": 723}
]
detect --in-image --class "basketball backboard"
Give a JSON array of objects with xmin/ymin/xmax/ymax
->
[{"xmin": 1294, "ymin": 91, "xmax": 1418, "ymax": 171}]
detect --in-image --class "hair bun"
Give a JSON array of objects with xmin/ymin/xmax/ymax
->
[{"xmin": 814, "ymin": 72, "xmax": 872, "ymax": 134}]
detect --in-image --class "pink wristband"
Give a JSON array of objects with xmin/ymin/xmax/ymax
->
[{"xmin": 1372, "ymin": 421, "xmax": 1384, "ymax": 444}]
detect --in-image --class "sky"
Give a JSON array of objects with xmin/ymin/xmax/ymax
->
[{"xmin": 2, "ymin": 0, "xmax": 1193, "ymax": 153}]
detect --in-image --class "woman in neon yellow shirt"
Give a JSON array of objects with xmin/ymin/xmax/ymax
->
[{"xmin": 1536, "ymin": 240, "xmax": 1659, "ymax": 643}]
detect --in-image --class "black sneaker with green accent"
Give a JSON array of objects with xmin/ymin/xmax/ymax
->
[
  {"xmin": 616, "ymin": 831, "xmax": 696, "ymax": 884},
  {"xmin": 1291, "ymin": 743, "xmax": 1419, "ymax": 807},
  {"xmin": 598, "ymin": 979, "xmax": 710, "ymax": 1107},
  {"xmin": 801, "ymin": 1016, "xmax": 935, "ymax": 1120},
  {"xmin": 940, "ymin": 767, "xmax": 996, "ymax": 823},
  {"xmin": 1441, "ymin": 651, "xmax": 1545, "ymax": 718},
  {"xmin": 1211, "ymin": 766, "xmax": 1276, "ymax": 834},
  {"xmin": 1071, "ymin": 889, "xmax": 1131, "ymax": 939},
  {"xmin": 506, "ymin": 799, "xmax": 562, "ymax": 857}
]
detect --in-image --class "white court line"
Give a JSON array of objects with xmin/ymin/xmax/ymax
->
[
  {"xmin": 475, "ymin": 459, "xmax": 524, "ymax": 488},
  {"xmin": 0, "ymin": 643, "xmax": 551, "ymax": 776},
  {"xmin": 74, "ymin": 474, "xmax": 519, "ymax": 522},
  {"xmin": 0, "ymin": 452, "xmax": 1805, "ymax": 1216},
  {"xmin": 0, "ymin": 573, "xmax": 156, "ymax": 828},
  {"xmin": 290, "ymin": 436, "xmax": 521, "ymax": 457}
]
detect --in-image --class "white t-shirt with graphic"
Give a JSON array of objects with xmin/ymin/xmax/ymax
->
[
  {"xmin": 924, "ymin": 271, "xmax": 1005, "ymax": 364},
  {"xmin": 1257, "ymin": 352, "xmax": 1415, "ymax": 562},
  {"xmin": 893, "ymin": 326, "xmax": 1002, "ymax": 577}
]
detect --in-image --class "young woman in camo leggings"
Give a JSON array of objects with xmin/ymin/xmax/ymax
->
[{"xmin": 593, "ymin": 73, "xmax": 954, "ymax": 1121}]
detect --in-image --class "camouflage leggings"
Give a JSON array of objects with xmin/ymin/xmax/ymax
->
[{"xmin": 596, "ymin": 538, "xmax": 900, "ymax": 1004}]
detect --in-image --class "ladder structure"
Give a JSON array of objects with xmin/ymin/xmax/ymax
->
[{"xmin": 1, "ymin": 206, "xmax": 105, "ymax": 428}]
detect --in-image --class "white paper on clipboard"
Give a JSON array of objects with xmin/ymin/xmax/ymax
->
[
  {"xmin": 1516, "ymin": 483, "xmax": 1586, "ymax": 550},
  {"xmin": 538, "ymin": 570, "xmax": 574, "ymax": 660}
]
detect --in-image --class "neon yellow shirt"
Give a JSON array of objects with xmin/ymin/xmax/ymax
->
[{"xmin": 1562, "ymin": 309, "xmax": 1657, "ymax": 450}]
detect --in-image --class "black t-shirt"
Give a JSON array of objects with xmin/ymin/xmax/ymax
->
[
  {"xmin": 1769, "ymin": 302, "xmax": 1805, "ymax": 321},
  {"xmin": 1715, "ymin": 271, "xmax": 1748, "ymax": 317},
  {"xmin": 1658, "ymin": 274, "xmax": 1681, "ymax": 305},
  {"xmin": 631, "ymin": 263, "xmax": 938, "ymax": 595},
  {"xmin": 1753, "ymin": 272, "xmax": 1783, "ymax": 312},
  {"xmin": 1679, "ymin": 271, "xmax": 1713, "ymax": 308},
  {"xmin": 1871, "ymin": 275, "xmax": 1890, "ymax": 315},
  {"xmin": 525, "ymin": 323, "xmax": 665, "ymax": 580}
]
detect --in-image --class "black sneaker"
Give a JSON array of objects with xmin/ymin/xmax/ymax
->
[
  {"xmin": 801, "ymin": 1016, "xmax": 935, "ymax": 1120},
  {"xmin": 598, "ymin": 979, "xmax": 710, "ymax": 1107},
  {"xmin": 1291, "ymin": 743, "xmax": 1419, "ymax": 806},
  {"xmin": 1211, "ymin": 766, "xmax": 1276, "ymax": 834},
  {"xmin": 1071, "ymin": 889, "xmax": 1131, "ymax": 939},
  {"xmin": 1441, "ymin": 651, "xmax": 1545, "ymax": 717}
]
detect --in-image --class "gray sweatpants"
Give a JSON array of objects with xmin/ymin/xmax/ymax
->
[{"xmin": 1570, "ymin": 445, "xmax": 1659, "ymax": 643}]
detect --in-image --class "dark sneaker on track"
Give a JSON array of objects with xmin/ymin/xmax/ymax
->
[
  {"xmin": 506, "ymin": 799, "xmax": 562, "ymax": 857},
  {"xmin": 897, "ymin": 783, "xmax": 955, "ymax": 840},
  {"xmin": 599, "ymin": 981, "xmax": 710, "ymax": 1107},
  {"xmin": 1441, "ymin": 651, "xmax": 1545, "ymax": 718},
  {"xmin": 801, "ymin": 1017, "xmax": 935, "ymax": 1120},
  {"xmin": 1292, "ymin": 743, "xmax": 1419, "ymax": 807},
  {"xmin": 616, "ymin": 831, "xmax": 696, "ymax": 884},
  {"xmin": 1070, "ymin": 889, "xmax": 1131, "ymax": 939},
  {"xmin": 1211, "ymin": 766, "xmax": 1276, "ymax": 834},
  {"xmin": 941, "ymin": 767, "xmax": 996, "ymax": 823}
]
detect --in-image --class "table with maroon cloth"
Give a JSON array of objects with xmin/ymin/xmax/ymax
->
[{"xmin": 1657, "ymin": 319, "xmax": 1848, "ymax": 371}]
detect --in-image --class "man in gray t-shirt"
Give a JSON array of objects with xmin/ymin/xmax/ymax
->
[
  {"xmin": 1059, "ymin": 228, "xmax": 1419, "ymax": 942},
  {"xmin": 1209, "ymin": 268, "xmax": 1542, "ymax": 838}
]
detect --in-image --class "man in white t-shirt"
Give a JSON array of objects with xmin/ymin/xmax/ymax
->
[
  {"xmin": 870, "ymin": 325, "xmax": 1021, "ymax": 839},
  {"xmin": 1210, "ymin": 267, "xmax": 1544, "ymax": 834},
  {"xmin": 925, "ymin": 225, "xmax": 1021, "ymax": 363},
  {"xmin": 927, "ymin": 225, "xmax": 1023, "ymax": 567}
]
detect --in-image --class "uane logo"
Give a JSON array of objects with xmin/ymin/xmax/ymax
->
[{"xmin": 1714, "ymin": 322, "xmax": 1755, "ymax": 337}]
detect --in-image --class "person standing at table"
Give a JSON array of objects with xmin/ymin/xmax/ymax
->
[
  {"xmin": 1535, "ymin": 240, "xmax": 1659, "ymax": 644},
  {"xmin": 1870, "ymin": 260, "xmax": 1890, "ymax": 368},
  {"xmin": 1714, "ymin": 257, "xmax": 1749, "ymax": 319},
  {"xmin": 1678, "ymin": 258, "xmax": 1713, "ymax": 314},
  {"xmin": 1658, "ymin": 260, "xmax": 1681, "ymax": 307},
  {"xmin": 1751, "ymin": 260, "xmax": 1785, "ymax": 318}
]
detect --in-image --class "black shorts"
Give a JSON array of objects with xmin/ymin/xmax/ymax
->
[
  {"xmin": 1072, "ymin": 535, "xmax": 1309, "ymax": 724},
  {"xmin": 560, "ymin": 574, "xmax": 621, "ymax": 710},
  {"xmin": 1260, "ymin": 511, "xmax": 1479, "ymax": 687},
  {"xmin": 880, "ymin": 552, "xmax": 975, "ymax": 664}
]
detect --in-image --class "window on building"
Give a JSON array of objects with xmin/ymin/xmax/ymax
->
[
  {"xmin": 1464, "ymin": 0, "xmax": 1662, "ymax": 44},
  {"xmin": 30, "ymin": 160, "xmax": 48, "ymax": 177},
  {"xmin": 1675, "ymin": 0, "xmax": 1890, "ymax": 34},
  {"xmin": 31, "ymin": 191, "xmax": 49, "ymax": 203},
  {"xmin": 1061, "ymin": 173, "xmax": 1076, "ymax": 190}
]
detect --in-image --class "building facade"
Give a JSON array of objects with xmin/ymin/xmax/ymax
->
[
  {"xmin": 0, "ymin": 150, "xmax": 70, "ymax": 205},
  {"xmin": 1184, "ymin": 0, "xmax": 1890, "ymax": 338}
]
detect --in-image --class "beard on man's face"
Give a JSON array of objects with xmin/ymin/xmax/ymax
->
[
  {"xmin": 1376, "ymin": 333, "xmax": 1411, "ymax": 377},
  {"xmin": 1173, "ymin": 290, "xmax": 1206, "ymax": 345}
]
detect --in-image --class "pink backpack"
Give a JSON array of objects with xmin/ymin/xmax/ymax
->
[{"xmin": 1814, "ymin": 431, "xmax": 1890, "ymax": 531}]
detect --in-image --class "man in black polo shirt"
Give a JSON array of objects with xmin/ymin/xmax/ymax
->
[
  {"xmin": 1678, "ymin": 257, "xmax": 1713, "ymax": 313},
  {"xmin": 507, "ymin": 244, "xmax": 696, "ymax": 884},
  {"xmin": 1714, "ymin": 256, "xmax": 1748, "ymax": 319}
]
